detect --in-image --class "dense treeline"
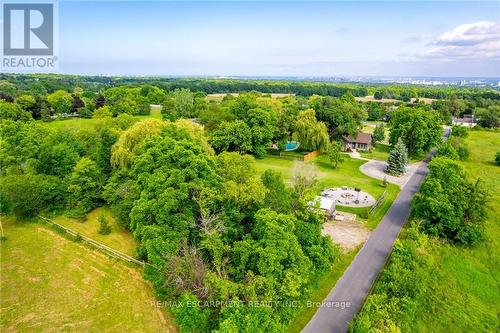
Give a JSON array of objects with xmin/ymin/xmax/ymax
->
[
  {"xmin": 0, "ymin": 116, "xmax": 339, "ymax": 331},
  {"xmin": 372, "ymin": 85, "xmax": 500, "ymax": 101},
  {"xmin": 2, "ymin": 73, "xmax": 499, "ymax": 100}
]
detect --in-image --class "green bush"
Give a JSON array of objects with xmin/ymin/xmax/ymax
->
[
  {"xmin": 451, "ymin": 125, "xmax": 468, "ymax": 138},
  {"xmin": 0, "ymin": 174, "xmax": 66, "ymax": 217},
  {"xmin": 98, "ymin": 214, "xmax": 111, "ymax": 235}
]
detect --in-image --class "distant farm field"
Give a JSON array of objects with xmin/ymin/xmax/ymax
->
[
  {"xmin": 0, "ymin": 218, "xmax": 175, "ymax": 332},
  {"xmin": 355, "ymin": 95, "xmax": 436, "ymax": 104},
  {"xmin": 207, "ymin": 92, "xmax": 294, "ymax": 101}
]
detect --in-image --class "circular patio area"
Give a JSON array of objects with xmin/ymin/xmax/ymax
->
[{"xmin": 321, "ymin": 187, "xmax": 376, "ymax": 207}]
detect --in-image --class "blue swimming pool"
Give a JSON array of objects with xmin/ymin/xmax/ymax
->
[{"xmin": 284, "ymin": 141, "xmax": 300, "ymax": 151}]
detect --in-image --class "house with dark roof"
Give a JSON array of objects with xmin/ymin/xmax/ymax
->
[{"xmin": 342, "ymin": 132, "xmax": 373, "ymax": 151}]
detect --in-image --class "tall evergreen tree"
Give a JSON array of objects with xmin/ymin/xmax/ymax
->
[{"xmin": 386, "ymin": 138, "xmax": 408, "ymax": 175}]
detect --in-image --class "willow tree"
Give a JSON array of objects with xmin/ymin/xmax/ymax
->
[
  {"xmin": 292, "ymin": 109, "xmax": 329, "ymax": 151},
  {"xmin": 111, "ymin": 118, "xmax": 165, "ymax": 169}
]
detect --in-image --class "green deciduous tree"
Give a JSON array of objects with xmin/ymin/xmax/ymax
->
[
  {"xmin": 162, "ymin": 88, "xmax": 195, "ymax": 120},
  {"xmin": 210, "ymin": 120, "xmax": 253, "ymax": 154},
  {"xmin": 216, "ymin": 152, "xmax": 267, "ymax": 209},
  {"xmin": 98, "ymin": 213, "xmax": 111, "ymax": 235},
  {"xmin": 292, "ymin": 109, "xmax": 329, "ymax": 151},
  {"xmin": 326, "ymin": 141, "xmax": 345, "ymax": 168},
  {"xmin": 450, "ymin": 125, "xmax": 468, "ymax": 138},
  {"xmin": 412, "ymin": 157, "xmax": 488, "ymax": 245},
  {"xmin": 111, "ymin": 119, "xmax": 165, "ymax": 169},
  {"xmin": 0, "ymin": 100, "xmax": 32, "ymax": 122},
  {"xmin": 310, "ymin": 95, "xmax": 366, "ymax": 139},
  {"xmin": 389, "ymin": 107, "xmax": 442, "ymax": 157},
  {"xmin": 47, "ymin": 90, "xmax": 73, "ymax": 115},
  {"xmin": 436, "ymin": 141, "xmax": 459, "ymax": 160},
  {"xmin": 67, "ymin": 157, "xmax": 102, "ymax": 213},
  {"xmin": 129, "ymin": 124, "xmax": 220, "ymax": 286},
  {"xmin": 477, "ymin": 105, "xmax": 499, "ymax": 128},
  {"xmin": 93, "ymin": 106, "xmax": 113, "ymax": 118},
  {"xmin": 0, "ymin": 174, "xmax": 66, "ymax": 216},
  {"xmin": 372, "ymin": 123, "xmax": 385, "ymax": 144}
]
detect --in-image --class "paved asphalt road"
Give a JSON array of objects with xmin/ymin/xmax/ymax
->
[{"xmin": 302, "ymin": 129, "xmax": 450, "ymax": 333}]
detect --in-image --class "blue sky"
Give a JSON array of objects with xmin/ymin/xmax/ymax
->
[{"xmin": 57, "ymin": 1, "xmax": 500, "ymax": 77}]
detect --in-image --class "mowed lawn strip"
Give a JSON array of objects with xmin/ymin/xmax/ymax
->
[
  {"xmin": 0, "ymin": 217, "xmax": 174, "ymax": 332},
  {"xmin": 52, "ymin": 207, "xmax": 138, "ymax": 256}
]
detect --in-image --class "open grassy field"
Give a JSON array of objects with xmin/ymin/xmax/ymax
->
[
  {"xmin": 254, "ymin": 154, "xmax": 400, "ymax": 230},
  {"xmin": 0, "ymin": 217, "xmax": 174, "ymax": 332},
  {"xmin": 409, "ymin": 130, "xmax": 500, "ymax": 331},
  {"xmin": 353, "ymin": 130, "xmax": 500, "ymax": 332},
  {"xmin": 51, "ymin": 207, "xmax": 138, "ymax": 256},
  {"xmin": 46, "ymin": 107, "xmax": 162, "ymax": 130}
]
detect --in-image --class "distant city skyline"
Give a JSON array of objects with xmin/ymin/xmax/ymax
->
[{"xmin": 32, "ymin": 1, "xmax": 500, "ymax": 77}]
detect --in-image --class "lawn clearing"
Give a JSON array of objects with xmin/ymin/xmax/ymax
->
[
  {"xmin": 0, "ymin": 217, "xmax": 175, "ymax": 332},
  {"xmin": 254, "ymin": 154, "xmax": 400, "ymax": 230},
  {"xmin": 359, "ymin": 143, "xmax": 391, "ymax": 161},
  {"xmin": 51, "ymin": 207, "xmax": 138, "ymax": 256}
]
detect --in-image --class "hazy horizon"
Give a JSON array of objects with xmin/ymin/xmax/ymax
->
[{"xmin": 4, "ymin": 1, "xmax": 500, "ymax": 77}]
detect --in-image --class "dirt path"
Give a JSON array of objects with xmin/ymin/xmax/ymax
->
[{"xmin": 322, "ymin": 220, "xmax": 371, "ymax": 253}]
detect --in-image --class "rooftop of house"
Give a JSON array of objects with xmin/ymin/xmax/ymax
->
[{"xmin": 343, "ymin": 132, "xmax": 373, "ymax": 144}]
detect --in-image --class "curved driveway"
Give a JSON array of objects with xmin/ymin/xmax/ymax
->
[{"xmin": 302, "ymin": 128, "xmax": 450, "ymax": 333}]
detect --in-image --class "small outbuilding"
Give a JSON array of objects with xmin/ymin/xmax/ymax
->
[
  {"xmin": 342, "ymin": 132, "xmax": 373, "ymax": 151},
  {"xmin": 309, "ymin": 196, "xmax": 336, "ymax": 219}
]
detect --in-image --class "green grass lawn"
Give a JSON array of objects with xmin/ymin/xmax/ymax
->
[
  {"xmin": 46, "ymin": 116, "xmax": 105, "ymax": 130},
  {"xmin": 409, "ymin": 130, "xmax": 500, "ymax": 331},
  {"xmin": 353, "ymin": 130, "xmax": 500, "ymax": 332},
  {"xmin": 0, "ymin": 217, "xmax": 174, "ymax": 332},
  {"xmin": 254, "ymin": 154, "xmax": 399, "ymax": 230},
  {"xmin": 359, "ymin": 143, "xmax": 391, "ymax": 161},
  {"xmin": 46, "ymin": 107, "xmax": 162, "ymax": 130},
  {"xmin": 51, "ymin": 207, "xmax": 138, "ymax": 256}
]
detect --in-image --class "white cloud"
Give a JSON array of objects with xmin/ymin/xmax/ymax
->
[
  {"xmin": 436, "ymin": 21, "xmax": 499, "ymax": 46},
  {"xmin": 413, "ymin": 21, "xmax": 500, "ymax": 61}
]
